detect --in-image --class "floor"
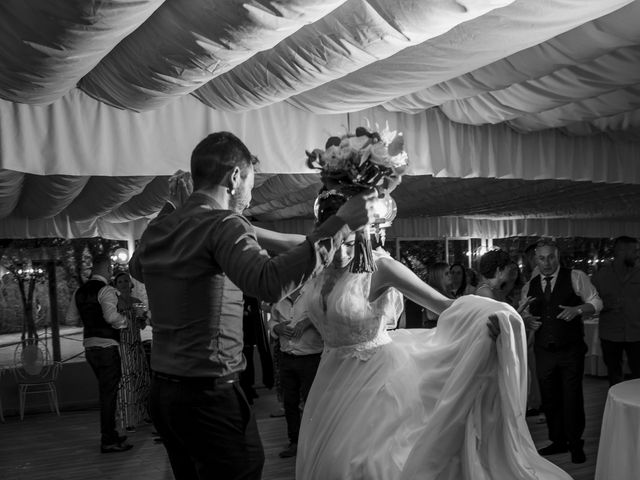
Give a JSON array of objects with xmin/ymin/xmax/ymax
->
[{"xmin": 0, "ymin": 376, "xmax": 610, "ymax": 480}]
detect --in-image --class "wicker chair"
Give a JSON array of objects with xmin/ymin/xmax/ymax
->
[{"xmin": 12, "ymin": 339, "xmax": 62, "ymax": 420}]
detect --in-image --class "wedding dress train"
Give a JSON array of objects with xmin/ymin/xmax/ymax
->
[{"xmin": 296, "ymin": 264, "xmax": 571, "ymax": 480}]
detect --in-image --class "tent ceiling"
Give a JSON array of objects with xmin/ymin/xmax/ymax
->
[
  {"xmin": 247, "ymin": 174, "xmax": 640, "ymax": 221},
  {"xmin": 1, "ymin": 0, "xmax": 640, "ymax": 239}
]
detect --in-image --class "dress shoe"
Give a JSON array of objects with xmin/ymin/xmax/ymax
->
[
  {"xmin": 117, "ymin": 435, "xmax": 128, "ymax": 444},
  {"xmin": 525, "ymin": 408, "xmax": 540, "ymax": 417},
  {"xmin": 125, "ymin": 426, "xmax": 136, "ymax": 432},
  {"xmin": 101, "ymin": 442, "xmax": 133, "ymax": 453},
  {"xmin": 570, "ymin": 447, "xmax": 586, "ymax": 464},
  {"xmin": 278, "ymin": 443, "xmax": 297, "ymax": 458},
  {"xmin": 538, "ymin": 442, "xmax": 568, "ymax": 456}
]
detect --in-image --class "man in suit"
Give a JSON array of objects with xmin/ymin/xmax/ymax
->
[
  {"xmin": 66, "ymin": 253, "xmax": 132, "ymax": 453},
  {"xmin": 521, "ymin": 238, "xmax": 602, "ymax": 464}
]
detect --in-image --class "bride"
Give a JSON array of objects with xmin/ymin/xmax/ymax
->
[{"xmin": 294, "ymin": 192, "xmax": 571, "ymax": 478}]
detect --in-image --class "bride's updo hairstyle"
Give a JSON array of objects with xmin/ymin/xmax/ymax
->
[{"xmin": 314, "ymin": 186, "xmax": 367, "ymax": 226}]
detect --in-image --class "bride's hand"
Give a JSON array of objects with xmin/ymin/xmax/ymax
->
[{"xmin": 487, "ymin": 314, "xmax": 500, "ymax": 340}]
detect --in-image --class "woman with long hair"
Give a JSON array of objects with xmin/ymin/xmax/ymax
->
[
  {"xmin": 113, "ymin": 271, "xmax": 151, "ymax": 432},
  {"xmin": 449, "ymin": 262, "xmax": 475, "ymax": 298}
]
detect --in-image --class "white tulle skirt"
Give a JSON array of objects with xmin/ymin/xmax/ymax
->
[{"xmin": 296, "ymin": 295, "xmax": 572, "ymax": 480}]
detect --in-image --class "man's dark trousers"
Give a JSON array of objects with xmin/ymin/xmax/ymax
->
[
  {"xmin": 600, "ymin": 339, "xmax": 640, "ymax": 386},
  {"xmin": 535, "ymin": 343, "xmax": 587, "ymax": 450},
  {"xmin": 280, "ymin": 352, "xmax": 321, "ymax": 444},
  {"xmin": 85, "ymin": 346, "xmax": 122, "ymax": 445},
  {"xmin": 150, "ymin": 373, "xmax": 264, "ymax": 480}
]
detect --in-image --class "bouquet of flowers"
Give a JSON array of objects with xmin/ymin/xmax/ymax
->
[
  {"xmin": 306, "ymin": 124, "xmax": 409, "ymax": 273},
  {"xmin": 306, "ymin": 124, "xmax": 408, "ymax": 193}
]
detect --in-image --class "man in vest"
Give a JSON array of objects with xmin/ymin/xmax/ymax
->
[
  {"xmin": 67, "ymin": 253, "xmax": 132, "ymax": 453},
  {"xmin": 521, "ymin": 238, "xmax": 602, "ymax": 464}
]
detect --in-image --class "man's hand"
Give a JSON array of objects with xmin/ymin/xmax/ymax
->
[
  {"xmin": 557, "ymin": 305, "xmax": 582, "ymax": 322},
  {"xmin": 517, "ymin": 296, "xmax": 535, "ymax": 314},
  {"xmin": 291, "ymin": 318, "xmax": 312, "ymax": 339},
  {"xmin": 168, "ymin": 170, "xmax": 193, "ymax": 209},
  {"xmin": 522, "ymin": 314, "xmax": 542, "ymax": 331},
  {"xmin": 274, "ymin": 321, "xmax": 294, "ymax": 338},
  {"xmin": 335, "ymin": 189, "xmax": 379, "ymax": 230},
  {"xmin": 116, "ymin": 296, "xmax": 127, "ymax": 313},
  {"xmin": 487, "ymin": 314, "xmax": 500, "ymax": 341}
]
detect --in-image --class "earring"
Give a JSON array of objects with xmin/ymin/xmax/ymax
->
[{"xmin": 229, "ymin": 188, "xmax": 236, "ymax": 195}]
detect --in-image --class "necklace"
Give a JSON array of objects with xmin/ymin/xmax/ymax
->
[{"xmin": 476, "ymin": 282, "xmax": 495, "ymax": 291}]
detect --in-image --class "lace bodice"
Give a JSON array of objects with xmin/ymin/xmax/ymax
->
[{"xmin": 302, "ymin": 254, "xmax": 404, "ymax": 360}]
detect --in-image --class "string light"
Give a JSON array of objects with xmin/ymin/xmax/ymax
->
[
  {"xmin": 111, "ymin": 248, "xmax": 130, "ymax": 265},
  {"xmin": 13, "ymin": 263, "xmax": 46, "ymax": 281}
]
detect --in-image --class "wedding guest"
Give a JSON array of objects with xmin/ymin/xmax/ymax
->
[
  {"xmin": 592, "ymin": 236, "xmax": 640, "ymax": 385},
  {"xmin": 449, "ymin": 263, "xmax": 475, "ymax": 298},
  {"xmin": 113, "ymin": 271, "xmax": 151, "ymax": 432},
  {"xmin": 475, "ymin": 250, "xmax": 513, "ymax": 300},
  {"xmin": 66, "ymin": 254, "xmax": 132, "ymax": 453},
  {"xmin": 522, "ymin": 243, "xmax": 539, "ymax": 283},
  {"xmin": 466, "ymin": 267, "xmax": 479, "ymax": 289},
  {"xmin": 269, "ymin": 287, "xmax": 323, "ymax": 458},
  {"xmin": 239, "ymin": 295, "xmax": 274, "ymax": 404},
  {"xmin": 521, "ymin": 238, "xmax": 602, "ymax": 464},
  {"xmin": 499, "ymin": 261, "xmax": 524, "ymax": 307},
  {"xmin": 129, "ymin": 131, "xmax": 376, "ymax": 480}
]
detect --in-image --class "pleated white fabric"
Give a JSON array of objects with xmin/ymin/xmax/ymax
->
[{"xmin": 296, "ymin": 267, "xmax": 571, "ymax": 480}]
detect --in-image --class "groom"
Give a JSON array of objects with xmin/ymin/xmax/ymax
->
[{"xmin": 130, "ymin": 131, "xmax": 377, "ymax": 480}]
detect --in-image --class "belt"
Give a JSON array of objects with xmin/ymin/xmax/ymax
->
[
  {"xmin": 281, "ymin": 351, "xmax": 322, "ymax": 358},
  {"xmin": 152, "ymin": 371, "xmax": 239, "ymax": 387}
]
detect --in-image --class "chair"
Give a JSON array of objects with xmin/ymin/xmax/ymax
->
[{"xmin": 12, "ymin": 339, "xmax": 62, "ymax": 420}]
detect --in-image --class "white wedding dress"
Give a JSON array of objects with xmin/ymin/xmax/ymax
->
[{"xmin": 296, "ymin": 257, "xmax": 572, "ymax": 480}]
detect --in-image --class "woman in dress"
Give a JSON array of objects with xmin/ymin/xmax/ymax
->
[
  {"xmin": 450, "ymin": 262, "xmax": 476, "ymax": 298},
  {"xmin": 475, "ymin": 249, "xmax": 513, "ymax": 300},
  {"xmin": 295, "ymin": 192, "xmax": 571, "ymax": 480},
  {"xmin": 476, "ymin": 250, "xmax": 529, "ymax": 309},
  {"xmin": 113, "ymin": 271, "xmax": 151, "ymax": 432}
]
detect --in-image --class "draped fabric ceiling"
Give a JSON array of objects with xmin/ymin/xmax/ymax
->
[{"xmin": 1, "ymin": 0, "xmax": 640, "ymax": 240}]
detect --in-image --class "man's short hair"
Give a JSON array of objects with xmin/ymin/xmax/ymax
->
[
  {"xmin": 613, "ymin": 236, "xmax": 638, "ymax": 249},
  {"xmin": 535, "ymin": 237, "xmax": 557, "ymax": 251},
  {"xmin": 190, "ymin": 131, "xmax": 259, "ymax": 190}
]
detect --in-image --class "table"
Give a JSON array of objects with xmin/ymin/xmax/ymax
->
[{"xmin": 595, "ymin": 379, "xmax": 640, "ymax": 480}]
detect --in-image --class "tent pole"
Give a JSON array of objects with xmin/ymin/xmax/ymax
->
[
  {"xmin": 47, "ymin": 261, "xmax": 61, "ymax": 362},
  {"xmin": 127, "ymin": 238, "xmax": 135, "ymax": 259},
  {"xmin": 444, "ymin": 236, "xmax": 449, "ymax": 263}
]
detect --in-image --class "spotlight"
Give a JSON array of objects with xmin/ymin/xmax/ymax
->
[{"xmin": 113, "ymin": 248, "xmax": 130, "ymax": 265}]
